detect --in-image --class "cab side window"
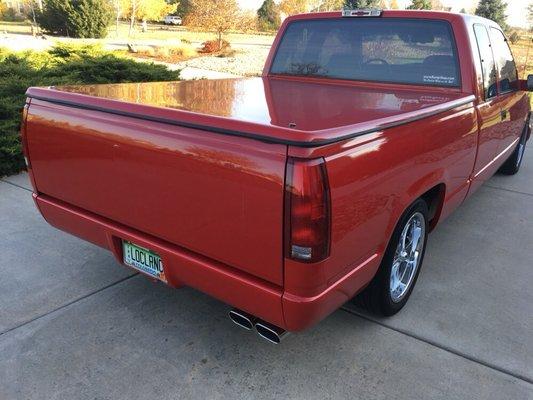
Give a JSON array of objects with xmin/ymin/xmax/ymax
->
[
  {"xmin": 473, "ymin": 24, "xmax": 497, "ymax": 99},
  {"xmin": 490, "ymin": 27, "xmax": 518, "ymax": 93}
]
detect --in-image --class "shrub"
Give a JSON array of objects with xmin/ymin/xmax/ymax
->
[
  {"xmin": 508, "ymin": 31, "xmax": 520, "ymax": 45},
  {"xmin": 37, "ymin": 0, "xmax": 113, "ymax": 38},
  {"xmin": 0, "ymin": 7, "xmax": 26, "ymax": 22},
  {"xmin": 135, "ymin": 44, "xmax": 197, "ymax": 62},
  {"xmin": 0, "ymin": 45, "xmax": 181, "ymax": 177},
  {"xmin": 200, "ymin": 39, "xmax": 230, "ymax": 53}
]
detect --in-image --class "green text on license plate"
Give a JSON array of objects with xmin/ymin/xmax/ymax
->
[{"xmin": 123, "ymin": 241, "xmax": 166, "ymax": 282}]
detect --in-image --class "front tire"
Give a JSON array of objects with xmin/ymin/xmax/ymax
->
[{"xmin": 355, "ymin": 199, "xmax": 429, "ymax": 316}]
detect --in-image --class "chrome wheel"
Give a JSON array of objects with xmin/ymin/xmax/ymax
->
[{"xmin": 390, "ymin": 212, "xmax": 426, "ymax": 303}]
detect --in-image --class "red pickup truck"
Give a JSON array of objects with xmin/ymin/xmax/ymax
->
[{"xmin": 22, "ymin": 10, "xmax": 531, "ymax": 344}]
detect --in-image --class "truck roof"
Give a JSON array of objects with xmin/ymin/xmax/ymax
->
[{"xmin": 277, "ymin": 9, "xmax": 500, "ymax": 27}]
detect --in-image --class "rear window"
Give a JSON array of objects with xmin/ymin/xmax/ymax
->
[{"xmin": 270, "ymin": 18, "xmax": 460, "ymax": 87}]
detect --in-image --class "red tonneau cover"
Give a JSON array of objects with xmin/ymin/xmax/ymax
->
[{"xmin": 26, "ymin": 77, "xmax": 475, "ymax": 147}]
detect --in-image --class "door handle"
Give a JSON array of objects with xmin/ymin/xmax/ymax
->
[{"xmin": 501, "ymin": 109, "xmax": 508, "ymax": 120}]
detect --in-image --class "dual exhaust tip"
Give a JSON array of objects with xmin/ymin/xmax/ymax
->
[{"xmin": 228, "ymin": 309, "xmax": 288, "ymax": 344}]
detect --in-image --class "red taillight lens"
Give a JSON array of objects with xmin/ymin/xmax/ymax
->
[
  {"xmin": 20, "ymin": 103, "xmax": 30, "ymax": 169},
  {"xmin": 285, "ymin": 157, "xmax": 331, "ymax": 263}
]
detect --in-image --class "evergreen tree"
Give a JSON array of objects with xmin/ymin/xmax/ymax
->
[
  {"xmin": 475, "ymin": 0, "xmax": 508, "ymax": 30},
  {"xmin": 37, "ymin": 0, "xmax": 112, "ymax": 38},
  {"xmin": 175, "ymin": 0, "xmax": 191, "ymax": 17},
  {"xmin": 343, "ymin": 0, "xmax": 379, "ymax": 8},
  {"xmin": 406, "ymin": 0, "xmax": 431, "ymax": 10},
  {"xmin": 257, "ymin": 0, "xmax": 280, "ymax": 31},
  {"xmin": 71, "ymin": 0, "xmax": 113, "ymax": 38}
]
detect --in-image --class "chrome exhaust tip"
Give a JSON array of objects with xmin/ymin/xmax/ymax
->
[
  {"xmin": 254, "ymin": 321, "xmax": 288, "ymax": 344},
  {"xmin": 228, "ymin": 309, "xmax": 256, "ymax": 330}
]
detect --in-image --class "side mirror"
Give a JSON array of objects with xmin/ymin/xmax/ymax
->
[
  {"xmin": 527, "ymin": 74, "xmax": 533, "ymax": 91},
  {"xmin": 519, "ymin": 74, "xmax": 533, "ymax": 91}
]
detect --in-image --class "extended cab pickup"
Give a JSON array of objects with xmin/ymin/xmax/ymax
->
[{"xmin": 22, "ymin": 10, "xmax": 531, "ymax": 343}]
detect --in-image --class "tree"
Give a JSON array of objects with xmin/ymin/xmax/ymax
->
[
  {"xmin": 527, "ymin": 3, "xmax": 533, "ymax": 30},
  {"xmin": 257, "ymin": 0, "xmax": 280, "ymax": 31},
  {"xmin": 37, "ymin": 0, "xmax": 113, "ymax": 38},
  {"xmin": 123, "ymin": 0, "xmax": 176, "ymax": 36},
  {"xmin": 459, "ymin": 8, "xmax": 466, "ymax": 13},
  {"xmin": 406, "ymin": 0, "xmax": 431, "ymax": 10},
  {"xmin": 315, "ymin": 0, "xmax": 343, "ymax": 11},
  {"xmin": 174, "ymin": 0, "xmax": 190, "ymax": 17},
  {"xmin": 475, "ymin": 0, "xmax": 508, "ymax": 31},
  {"xmin": 279, "ymin": 0, "xmax": 310, "ymax": 15},
  {"xmin": 389, "ymin": 0, "xmax": 399, "ymax": 9},
  {"xmin": 23, "ymin": 0, "xmax": 43, "ymax": 27},
  {"xmin": 431, "ymin": 0, "xmax": 444, "ymax": 10},
  {"xmin": 343, "ymin": 0, "xmax": 378, "ymax": 8},
  {"xmin": 186, "ymin": 0, "xmax": 241, "ymax": 47}
]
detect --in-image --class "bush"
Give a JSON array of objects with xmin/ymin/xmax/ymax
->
[
  {"xmin": 0, "ymin": 7, "xmax": 26, "ymax": 22},
  {"xmin": 0, "ymin": 44, "xmax": 181, "ymax": 177},
  {"xmin": 508, "ymin": 31, "xmax": 520, "ymax": 45},
  {"xmin": 133, "ymin": 44, "xmax": 198, "ymax": 62},
  {"xmin": 37, "ymin": 0, "xmax": 113, "ymax": 38},
  {"xmin": 200, "ymin": 39, "xmax": 230, "ymax": 53}
]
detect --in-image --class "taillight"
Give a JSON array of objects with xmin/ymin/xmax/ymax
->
[
  {"xmin": 20, "ymin": 103, "xmax": 30, "ymax": 169},
  {"xmin": 285, "ymin": 157, "xmax": 331, "ymax": 263}
]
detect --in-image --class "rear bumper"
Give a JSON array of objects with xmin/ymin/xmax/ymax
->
[{"xmin": 34, "ymin": 194, "xmax": 379, "ymax": 332}]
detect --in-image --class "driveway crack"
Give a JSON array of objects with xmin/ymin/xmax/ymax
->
[{"xmin": 340, "ymin": 306, "xmax": 533, "ymax": 386}]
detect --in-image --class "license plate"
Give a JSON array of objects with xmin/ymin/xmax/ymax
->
[{"xmin": 123, "ymin": 241, "xmax": 166, "ymax": 282}]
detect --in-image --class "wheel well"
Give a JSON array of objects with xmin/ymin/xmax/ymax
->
[{"xmin": 420, "ymin": 184, "xmax": 446, "ymax": 231}]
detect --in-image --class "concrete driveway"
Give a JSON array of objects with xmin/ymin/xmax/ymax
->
[{"xmin": 1, "ymin": 151, "xmax": 532, "ymax": 399}]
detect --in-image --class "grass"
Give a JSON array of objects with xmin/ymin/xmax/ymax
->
[
  {"xmin": 0, "ymin": 43, "xmax": 180, "ymax": 177},
  {"xmin": 0, "ymin": 20, "xmax": 275, "ymax": 45},
  {"xmin": 510, "ymin": 35, "xmax": 533, "ymax": 77}
]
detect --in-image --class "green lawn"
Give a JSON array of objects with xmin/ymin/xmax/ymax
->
[{"xmin": 0, "ymin": 20, "xmax": 274, "ymax": 44}]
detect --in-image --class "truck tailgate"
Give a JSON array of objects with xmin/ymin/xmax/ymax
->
[{"xmin": 25, "ymin": 99, "xmax": 287, "ymax": 285}]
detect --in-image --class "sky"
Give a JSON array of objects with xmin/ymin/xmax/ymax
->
[{"xmin": 237, "ymin": 0, "xmax": 531, "ymax": 28}]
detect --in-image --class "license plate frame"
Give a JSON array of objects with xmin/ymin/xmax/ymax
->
[{"xmin": 122, "ymin": 240, "xmax": 166, "ymax": 282}]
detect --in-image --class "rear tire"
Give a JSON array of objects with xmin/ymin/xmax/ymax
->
[
  {"xmin": 355, "ymin": 199, "xmax": 429, "ymax": 316},
  {"xmin": 499, "ymin": 128, "xmax": 527, "ymax": 175}
]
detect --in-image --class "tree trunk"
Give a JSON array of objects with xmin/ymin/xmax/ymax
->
[
  {"xmin": 129, "ymin": 15, "xmax": 135, "ymax": 37},
  {"xmin": 218, "ymin": 31, "xmax": 222, "ymax": 50}
]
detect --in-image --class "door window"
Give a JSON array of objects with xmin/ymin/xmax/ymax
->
[
  {"xmin": 473, "ymin": 24, "xmax": 497, "ymax": 99},
  {"xmin": 490, "ymin": 27, "xmax": 518, "ymax": 93}
]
